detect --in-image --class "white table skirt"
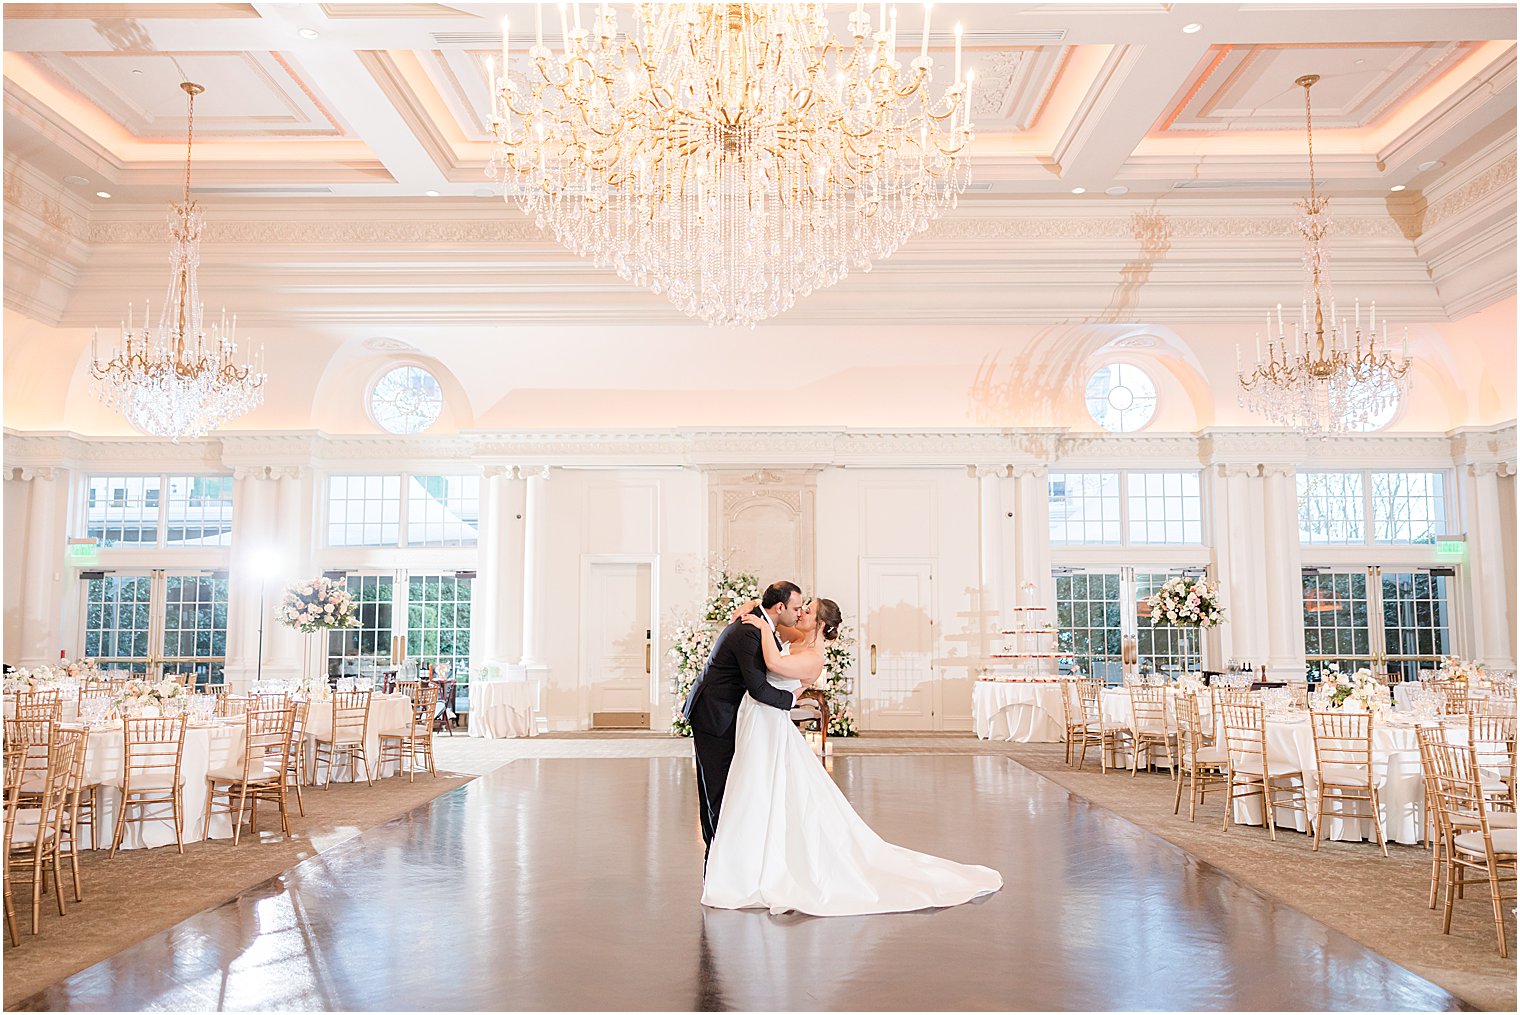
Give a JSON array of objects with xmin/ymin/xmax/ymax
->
[
  {"xmin": 469, "ymin": 681, "xmax": 539, "ymax": 739},
  {"xmin": 82, "ymin": 720, "xmax": 246, "ymax": 849},
  {"xmin": 303, "ymin": 694, "xmax": 414, "ymax": 784},
  {"xmin": 1228, "ymin": 716, "xmax": 1463, "ymax": 845},
  {"xmin": 972, "ymin": 681, "xmax": 1066, "ymax": 742}
]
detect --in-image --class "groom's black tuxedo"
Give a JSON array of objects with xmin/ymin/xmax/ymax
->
[{"xmin": 683, "ymin": 606, "xmax": 795, "ymax": 851}]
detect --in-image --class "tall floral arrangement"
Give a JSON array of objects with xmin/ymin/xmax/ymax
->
[
  {"xmin": 1326, "ymin": 668, "xmax": 1391, "ymax": 714},
  {"xmin": 276, "ymin": 576, "xmax": 360, "ymax": 634},
  {"xmin": 821, "ymin": 624, "xmax": 858, "ymax": 737},
  {"xmin": 1437, "ymin": 657, "xmax": 1484, "ymax": 683},
  {"xmin": 1145, "ymin": 576, "xmax": 1225, "ymax": 628},
  {"xmin": 669, "ymin": 567, "xmax": 760, "ymax": 737}
]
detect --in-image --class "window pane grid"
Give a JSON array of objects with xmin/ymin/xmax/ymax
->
[
  {"xmin": 1053, "ymin": 572, "xmax": 1122, "ymax": 682},
  {"xmin": 1372, "ymin": 472, "xmax": 1445, "ymax": 545},
  {"xmin": 165, "ymin": 476, "xmax": 234, "ymax": 546},
  {"xmin": 83, "ymin": 575, "xmax": 154, "ymax": 662},
  {"xmin": 327, "ymin": 575, "xmax": 394, "ymax": 678},
  {"xmin": 407, "ymin": 575, "xmax": 473, "ymax": 681},
  {"xmin": 161, "ymin": 575, "xmax": 228, "ymax": 686},
  {"xmin": 1381, "ymin": 571, "xmax": 1451, "ymax": 680},
  {"xmin": 85, "ymin": 476, "xmax": 162, "ymax": 547},
  {"xmin": 327, "ymin": 475, "xmax": 402, "ymax": 547},
  {"xmin": 1301, "ymin": 572, "xmax": 1372, "ymax": 672},
  {"xmin": 1048, "ymin": 472, "xmax": 1122, "ymax": 545},
  {"xmin": 1297, "ymin": 472, "xmax": 1365, "ymax": 544},
  {"xmin": 407, "ymin": 475, "xmax": 481, "ymax": 548},
  {"xmin": 1127, "ymin": 472, "xmax": 1202, "ymax": 544}
]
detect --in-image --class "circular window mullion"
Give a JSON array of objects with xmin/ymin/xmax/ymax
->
[
  {"xmin": 1085, "ymin": 363, "xmax": 1156, "ymax": 433},
  {"xmin": 370, "ymin": 365, "xmax": 444, "ymax": 434}
]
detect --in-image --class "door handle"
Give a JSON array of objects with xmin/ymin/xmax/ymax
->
[
  {"xmin": 645, "ymin": 643, "xmax": 651, "ymax": 674},
  {"xmin": 870, "ymin": 644, "xmax": 877, "ymax": 675}
]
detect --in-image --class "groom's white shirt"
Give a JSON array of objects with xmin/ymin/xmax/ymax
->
[{"xmin": 759, "ymin": 610, "xmax": 791, "ymax": 656}]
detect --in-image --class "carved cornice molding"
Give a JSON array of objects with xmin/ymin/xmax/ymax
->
[{"xmin": 6, "ymin": 425, "xmax": 1510, "ymax": 473}]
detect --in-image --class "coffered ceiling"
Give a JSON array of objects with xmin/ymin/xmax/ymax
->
[{"xmin": 2, "ymin": 2, "xmax": 1516, "ymax": 327}]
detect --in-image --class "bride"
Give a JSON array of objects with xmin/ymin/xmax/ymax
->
[{"xmin": 701, "ymin": 597, "xmax": 1002, "ymax": 917}]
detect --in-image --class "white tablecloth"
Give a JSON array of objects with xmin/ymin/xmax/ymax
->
[
  {"xmin": 81, "ymin": 719, "xmax": 246, "ymax": 850},
  {"xmin": 469, "ymin": 681, "xmax": 539, "ymax": 739},
  {"xmin": 303, "ymin": 693, "xmax": 414, "ymax": 784},
  {"xmin": 1229, "ymin": 715, "xmax": 1461, "ymax": 845},
  {"xmin": 972, "ymin": 681, "xmax": 1066, "ymax": 742}
]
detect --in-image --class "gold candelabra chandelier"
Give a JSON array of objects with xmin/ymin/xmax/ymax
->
[
  {"xmin": 485, "ymin": 2, "xmax": 978, "ymax": 327},
  {"xmin": 1237, "ymin": 74, "xmax": 1412, "ymax": 437},
  {"xmin": 90, "ymin": 81, "xmax": 266, "ymax": 441}
]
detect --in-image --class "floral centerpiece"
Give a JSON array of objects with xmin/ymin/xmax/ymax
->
[
  {"xmin": 276, "ymin": 576, "xmax": 360, "ymax": 633},
  {"xmin": 1177, "ymin": 672, "xmax": 1208, "ymax": 695},
  {"xmin": 1326, "ymin": 668, "xmax": 1391, "ymax": 714},
  {"xmin": 113, "ymin": 677, "xmax": 188, "ymax": 716},
  {"xmin": 1145, "ymin": 576, "xmax": 1224, "ymax": 675},
  {"xmin": 7, "ymin": 658, "xmax": 102, "ymax": 692},
  {"xmin": 1436, "ymin": 657, "xmax": 1484, "ymax": 683}
]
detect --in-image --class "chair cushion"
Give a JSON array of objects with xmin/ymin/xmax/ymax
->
[
  {"xmin": 1449, "ymin": 811, "xmax": 1520, "ymax": 829},
  {"xmin": 379, "ymin": 727, "xmax": 428, "ymax": 739},
  {"xmin": 207, "ymin": 760, "xmax": 284, "ymax": 783},
  {"xmin": 1228, "ymin": 756, "xmax": 1301, "ymax": 778},
  {"xmin": 1318, "ymin": 764, "xmax": 1374, "ymax": 788},
  {"xmin": 1132, "ymin": 722, "xmax": 1170, "ymax": 735},
  {"xmin": 1454, "ymin": 828, "xmax": 1518, "ymax": 857},
  {"xmin": 117, "ymin": 771, "xmax": 184, "ymax": 791},
  {"xmin": 1190, "ymin": 746, "xmax": 1228, "ymax": 765},
  {"xmin": 9, "ymin": 810, "xmax": 58, "ymax": 846},
  {"xmin": 318, "ymin": 734, "xmax": 365, "ymax": 745}
]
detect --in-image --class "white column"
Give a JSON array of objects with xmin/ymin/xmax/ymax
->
[
  {"xmin": 473, "ymin": 465, "xmax": 521, "ymax": 671},
  {"xmin": 266, "ymin": 467, "xmax": 312, "ymax": 681},
  {"xmin": 1261, "ymin": 463, "xmax": 1305, "ymax": 680},
  {"xmin": 503, "ymin": 468, "xmax": 528, "ymax": 666},
  {"xmin": 224, "ymin": 468, "xmax": 279, "ymax": 691},
  {"xmin": 16, "ymin": 467, "xmax": 68, "ymax": 668},
  {"xmin": 1210, "ymin": 464, "xmax": 1267, "ymax": 667},
  {"xmin": 518, "ymin": 466, "xmax": 550, "ymax": 669},
  {"xmin": 1466, "ymin": 463, "xmax": 1516, "ymax": 668},
  {"xmin": 1011, "ymin": 464, "xmax": 1054, "ymax": 606},
  {"xmin": 973, "ymin": 465, "xmax": 1006, "ymax": 660}
]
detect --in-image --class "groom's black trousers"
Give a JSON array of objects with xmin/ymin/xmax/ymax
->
[{"xmin": 691, "ymin": 724, "xmax": 736, "ymax": 851}]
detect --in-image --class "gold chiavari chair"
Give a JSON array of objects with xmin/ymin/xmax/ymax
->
[
  {"xmin": 394, "ymin": 679, "xmax": 422, "ymax": 702},
  {"xmin": 1075, "ymin": 678, "xmax": 1129, "ymax": 774},
  {"xmin": 1469, "ymin": 712, "xmax": 1517, "ymax": 812},
  {"xmin": 169, "ymin": 671, "xmax": 197, "ymax": 690},
  {"xmin": 1308, "ymin": 710, "xmax": 1388, "ymax": 857},
  {"xmin": 110, "ymin": 716, "xmax": 189, "ymax": 856},
  {"xmin": 1414, "ymin": 726, "xmax": 1518, "ymax": 909},
  {"xmin": 1423, "ymin": 734, "xmax": 1518, "ymax": 957},
  {"xmin": 1437, "ymin": 684, "xmax": 1480, "ymax": 716},
  {"xmin": 379, "ymin": 683, "xmax": 440, "ymax": 782},
  {"xmin": 1058, "ymin": 680, "xmax": 1090, "ymax": 767},
  {"xmin": 254, "ymin": 693, "xmax": 291, "ymax": 712},
  {"xmin": 3, "ymin": 776, "xmax": 19, "ymax": 946},
  {"xmin": 58, "ymin": 730, "xmax": 96, "ymax": 902},
  {"xmin": 13, "ymin": 701, "xmax": 62, "ymax": 725},
  {"xmin": 1174, "ymin": 692, "xmax": 1228, "ymax": 821},
  {"xmin": 1126, "ymin": 684, "xmax": 1176, "ymax": 778},
  {"xmin": 1221, "ymin": 700, "xmax": 1307, "ymax": 841},
  {"xmin": 6, "ymin": 718, "xmax": 55, "ymax": 807},
  {"xmin": 1289, "ymin": 683, "xmax": 1310, "ymax": 710},
  {"xmin": 8, "ymin": 730, "xmax": 80, "ymax": 934},
  {"xmin": 217, "ymin": 694, "xmax": 254, "ymax": 718},
  {"xmin": 14, "ymin": 690, "xmax": 61, "ymax": 714},
  {"xmin": 315, "ymin": 691, "xmax": 373, "ymax": 787},
  {"xmin": 206, "ymin": 707, "xmax": 295, "ymax": 845},
  {"xmin": 78, "ymin": 686, "xmax": 114, "ymax": 715},
  {"xmin": 286, "ymin": 700, "xmax": 310, "ymax": 817}
]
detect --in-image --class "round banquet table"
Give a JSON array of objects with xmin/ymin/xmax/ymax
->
[
  {"xmin": 468, "ymin": 681, "xmax": 539, "ymax": 739},
  {"xmin": 302, "ymin": 693, "xmax": 414, "ymax": 785},
  {"xmin": 79, "ymin": 718, "xmax": 246, "ymax": 850},
  {"xmin": 1228, "ymin": 714, "xmax": 1467, "ymax": 845}
]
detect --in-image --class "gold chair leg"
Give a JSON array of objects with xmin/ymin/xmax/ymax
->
[{"xmin": 1485, "ymin": 856, "xmax": 1509, "ymax": 959}]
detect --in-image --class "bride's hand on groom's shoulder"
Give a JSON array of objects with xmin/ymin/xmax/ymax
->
[
  {"xmin": 729, "ymin": 599, "xmax": 759, "ymax": 624},
  {"xmin": 738, "ymin": 614, "xmax": 764, "ymax": 631}
]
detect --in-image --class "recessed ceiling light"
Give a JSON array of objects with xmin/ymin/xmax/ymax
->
[
  {"xmin": 1105, "ymin": 185, "xmax": 1129, "ymax": 196},
  {"xmin": 1354, "ymin": 58, "xmax": 1366, "ymax": 66},
  {"xmin": 298, "ymin": 27, "xmax": 319, "ymax": 39},
  {"xmin": 95, "ymin": 191, "xmax": 112, "ymax": 199},
  {"xmin": 1418, "ymin": 160, "xmax": 1444, "ymax": 172},
  {"xmin": 1182, "ymin": 23, "xmax": 1202, "ymax": 34},
  {"xmin": 63, "ymin": 175, "xmax": 87, "ymax": 186},
  {"xmin": 1070, "ymin": 187, "xmax": 1086, "ymax": 194},
  {"xmin": 425, "ymin": 190, "xmax": 440, "ymax": 197},
  {"xmin": 1389, "ymin": 184, "xmax": 1406, "ymax": 192},
  {"xmin": 131, "ymin": 68, "xmax": 144, "ymax": 76}
]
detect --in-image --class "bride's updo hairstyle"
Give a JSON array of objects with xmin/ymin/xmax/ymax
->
[{"xmin": 815, "ymin": 599, "xmax": 843, "ymax": 641}]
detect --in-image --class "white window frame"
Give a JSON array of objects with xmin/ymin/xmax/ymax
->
[
  {"xmin": 1297, "ymin": 469, "xmax": 1453, "ymax": 548},
  {"xmin": 322, "ymin": 472, "xmax": 481, "ymax": 550},
  {"xmin": 1048, "ymin": 469, "xmax": 1208, "ymax": 549},
  {"xmin": 79, "ymin": 472, "xmax": 235, "ymax": 551}
]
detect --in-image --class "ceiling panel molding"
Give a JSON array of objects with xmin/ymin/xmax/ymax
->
[{"xmin": 2, "ymin": 4, "xmax": 259, "ymax": 19}]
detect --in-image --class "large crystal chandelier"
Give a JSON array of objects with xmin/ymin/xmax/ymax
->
[
  {"xmin": 485, "ymin": 3, "xmax": 976, "ymax": 327},
  {"xmin": 91, "ymin": 81, "xmax": 265, "ymax": 441},
  {"xmin": 1237, "ymin": 74, "xmax": 1411, "ymax": 437}
]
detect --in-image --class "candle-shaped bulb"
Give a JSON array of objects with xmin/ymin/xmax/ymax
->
[{"xmin": 920, "ymin": 2, "xmax": 932, "ymax": 61}]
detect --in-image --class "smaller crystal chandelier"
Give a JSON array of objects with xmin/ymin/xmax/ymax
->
[
  {"xmin": 1237, "ymin": 74, "xmax": 1412, "ymax": 437},
  {"xmin": 91, "ymin": 81, "xmax": 265, "ymax": 441}
]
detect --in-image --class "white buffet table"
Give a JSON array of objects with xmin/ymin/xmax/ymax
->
[
  {"xmin": 972, "ymin": 680, "xmax": 1066, "ymax": 743},
  {"xmin": 469, "ymin": 681, "xmax": 539, "ymax": 739}
]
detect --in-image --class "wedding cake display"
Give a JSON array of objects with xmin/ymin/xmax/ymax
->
[{"xmin": 983, "ymin": 583, "xmax": 1070, "ymax": 682}]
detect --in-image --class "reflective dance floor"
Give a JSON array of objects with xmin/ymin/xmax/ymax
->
[{"xmin": 17, "ymin": 755, "xmax": 1466, "ymax": 1011}]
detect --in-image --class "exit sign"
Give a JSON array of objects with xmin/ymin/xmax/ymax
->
[
  {"xmin": 1436, "ymin": 534, "xmax": 1467, "ymax": 557},
  {"xmin": 68, "ymin": 540, "xmax": 98, "ymax": 565}
]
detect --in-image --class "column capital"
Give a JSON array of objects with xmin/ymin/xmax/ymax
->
[
  {"xmin": 12, "ymin": 466, "xmax": 57, "ymax": 481},
  {"xmin": 1261, "ymin": 463, "xmax": 1296, "ymax": 478},
  {"xmin": 482, "ymin": 464, "xmax": 511, "ymax": 479},
  {"xmin": 1215, "ymin": 463, "xmax": 1262, "ymax": 479},
  {"xmin": 232, "ymin": 465, "xmax": 269, "ymax": 481},
  {"xmin": 1010, "ymin": 463, "xmax": 1047, "ymax": 479},
  {"xmin": 269, "ymin": 465, "xmax": 307, "ymax": 480},
  {"xmin": 969, "ymin": 464, "xmax": 1008, "ymax": 479},
  {"xmin": 518, "ymin": 465, "xmax": 551, "ymax": 481},
  {"xmin": 1468, "ymin": 461, "xmax": 1515, "ymax": 478}
]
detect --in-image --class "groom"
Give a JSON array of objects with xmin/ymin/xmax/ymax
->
[{"xmin": 683, "ymin": 580, "xmax": 806, "ymax": 854}]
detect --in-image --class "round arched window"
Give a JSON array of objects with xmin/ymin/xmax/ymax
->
[
  {"xmin": 369, "ymin": 365, "xmax": 443, "ymax": 434},
  {"xmin": 1085, "ymin": 363, "xmax": 1157, "ymax": 432}
]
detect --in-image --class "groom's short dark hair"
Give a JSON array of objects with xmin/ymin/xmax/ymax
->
[{"xmin": 761, "ymin": 581, "xmax": 802, "ymax": 609}]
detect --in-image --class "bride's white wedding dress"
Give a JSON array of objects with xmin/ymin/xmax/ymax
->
[{"xmin": 701, "ymin": 674, "xmax": 1002, "ymax": 916}]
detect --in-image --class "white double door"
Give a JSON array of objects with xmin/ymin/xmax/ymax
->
[{"xmin": 580, "ymin": 559, "xmax": 655, "ymax": 724}]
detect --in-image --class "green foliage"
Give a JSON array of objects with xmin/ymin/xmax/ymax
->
[{"xmin": 821, "ymin": 625, "xmax": 858, "ymax": 737}]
